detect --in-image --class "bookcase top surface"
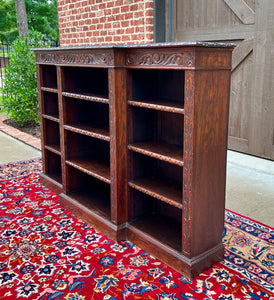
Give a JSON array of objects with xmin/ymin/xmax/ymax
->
[{"xmin": 33, "ymin": 41, "xmax": 235, "ymax": 53}]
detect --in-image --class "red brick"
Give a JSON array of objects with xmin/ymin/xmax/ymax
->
[
  {"xmin": 99, "ymin": 3, "xmax": 105, "ymax": 9},
  {"xmin": 115, "ymin": 0, "xmax": 123, "ymax": 6},
  {"xmin": 121, "ymin": 5, "xmax": 129, "ymax": 13},
  {"xmin": 98, "ymin": 37, "xmax": 105, "ymax": 42},
  {"xmin": 126, "ymin": 27, "xmax": 134, "ymax": 34},
  {"xmin": 100, "ymin": 30, "xmax": 107, "ymax": 36},
  {"xmin": 97, "ymin": 23, "xmax": 103, "ymax": 30},
  {"xmin": 92, "ymin": 18, "xmax": 99, "ymax": 24},
  {"xmin": 116, "ymin": 29, "xmax": 124, "ymax": 35},
  {"xmin": 114, "ymin": 36, "xmax": 121, "ymax": 42},
  {"xmin": 58, "ymin": 0, "xmax": 155, "ymax": 46},
  {"xmin": 112, "ymin": 7, "xmax": 120, "ymax": 14},
  {"xmin": 113, "ymin": 22, "xmax": 120, "ymax": 28},
  {"xmin": 145, "ymin": 17, "xmax": 154, "ymax": 25},
  {"xmin": 130, "ymin": 4, "xmax": 138, "ymax": 11},
  {"xmin": 107, "ymin": 1, "xmax": 114, "ymax": 8},
  {"xmin": 122, "ymin": 35, "xmax": 131, "ymax": 41},
  {"xmin": 104, "ymin": 22, "xmax": 112, "ymax": 29},
  {"xmin": 105, "ymin": 36, "xmax": 113, "ymax": 42},
  {"xmin": 145, "ymin": 9, "xmax": 153, "ymax": 17},
  {"xmin": 121, "ymin": 20, "xmax": 129, "ymax": 27},
  {"xmin": 125, "ymin": 12, "xmax": 133, "ymax": 19}
]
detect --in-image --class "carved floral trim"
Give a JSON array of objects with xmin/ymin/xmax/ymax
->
[
  {"xmin": 36, "ymin": 52, "xmax": 114, "ymax": 66},
  {"xmin": 126, "ymin": 52, "xmax": 194, "ymax": 67}
]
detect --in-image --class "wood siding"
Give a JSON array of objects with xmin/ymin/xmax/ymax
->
[{"xmin": 169, "ymin": 0, "xmax": 274, "ymax": 160}]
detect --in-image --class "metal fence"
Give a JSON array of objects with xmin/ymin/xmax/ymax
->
[{"xmin": 0, "ymin": 42, "xmax": 11, "ymax": 91}]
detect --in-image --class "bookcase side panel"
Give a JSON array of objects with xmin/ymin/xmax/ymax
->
[
  {"xmin": 189, "ymin": 69, "xmax": 232, "ymax": 258},
  {"xmin": 109, "ymin": 66, "xmax": 128, "ymax": 232}
]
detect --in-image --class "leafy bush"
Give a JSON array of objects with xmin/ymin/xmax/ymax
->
[{"xmin": 1, "ymin": 30, "xmax": 49, "ymax": 126}]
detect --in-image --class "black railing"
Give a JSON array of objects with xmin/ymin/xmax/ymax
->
[{"xmin": 0, "ymin": 42, "xmax": 11, "ymax": 107}]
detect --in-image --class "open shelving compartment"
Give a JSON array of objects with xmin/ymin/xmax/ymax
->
[
  {"xmin": 62, "ymin": 66, "xmax": 109, "ymax": 102},
  {"xmin": 41, "ymin": 65, "xmax": 58, "ymax": 90},
  {"xmin": 42, "ymin": 91, "xmax": 59, "ymax": 120},
  {"xmin": 63, "ymin": 95, "xmax": 110, "ymax": 141},
  {"xmin": 57, "ymin": 63, "xmax": 127, "ymax": 241},
  {"xmin": 43, "ymin": 149, "xmax": 62, "ymax": 185},
  {"xmin": 65, "ymin": 130, "xmax": 110, "ymax": 183},
  {"xmin": 64, "ymin": 165, "xmax": 111, "ymax": 221},
  {"xmin": 127, "ymin": 67, "xmax": 186, "ymax": 273}
]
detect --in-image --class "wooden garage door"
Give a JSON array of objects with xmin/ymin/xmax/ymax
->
[{"xmin": 169, "ymin": 0, "xmax": 274, "ymax": 160}]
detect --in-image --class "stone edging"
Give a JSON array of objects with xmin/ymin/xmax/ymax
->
[{"xmin": 0, "ymin": 118, "xmax": 41, "ymax": 150}]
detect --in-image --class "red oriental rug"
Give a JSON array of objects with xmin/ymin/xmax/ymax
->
[{"xmin": 0, "ymin": 158, "xmax": 273, "ymax": 299}]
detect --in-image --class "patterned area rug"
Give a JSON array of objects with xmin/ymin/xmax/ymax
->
[{"xmin": 0, "ymin": 159, "xmax": 273, "ymax": 299}]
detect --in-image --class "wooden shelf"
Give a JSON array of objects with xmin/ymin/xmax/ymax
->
[
  {"xmin": 64, "ymin": 124, "xmax": 110, "ymax": 141},
  {"xmin": 128, "ymin": 141, "xmax": 183, "ymax": 166},
  {"xmin": 129, "ymin": 178, "xmax": 182, "ymax": 209},
  {"xmin": 42, "ymin": 114, "xmax": 59, "ymax": 123},
  {"xmin": 128, "ymin": 99, "xmax": 184, "ymax": 114},
  {"xmin": 128, "ymin": 214, "xmax": 182, "ymax": 252},
  {"xmin": 66, "ymin": 158, "xmax": 110, "ymax": 184},
  {"xmin": 41, "ymin": 87, "xmax": 58, "ymax": 93},
  {"xmin": 44, "ymin": 144, "xmax": 61, "ymax": 155},
  {"xmin": 67, "ymin": 189, "xmax": 110, "ymax": 221},
  {"xmin": 62, "ymin": 92, "xmax": 109, "ymax": 104},
  {"xmin": 46, "ymin": 172, "xmax": 62, "ymax": 185}
]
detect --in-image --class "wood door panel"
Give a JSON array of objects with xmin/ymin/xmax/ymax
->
[{"xmin": 170, "ymin": 0, "xmax": 274, "ymax": 160}]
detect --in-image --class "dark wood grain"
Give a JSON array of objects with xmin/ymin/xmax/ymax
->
[
  {"xmin": 128, "ymin": 99, "xmax": 184, "ymax": 114},
  {"xmin": 41, "ymin": 87, "xmax": 58, "ymax": 93},
  {"xmin": 128, "ymin": 141, "xmax": 183, "ymax": 166},
  {"xmin": 129, "ymin": 214, "xmax": 182, "ymax": 251},
  {"xmin": 66, "ymin": 158, "xmax": 110, "ymax": 184},
  {"xmin": 129, "ymin": 178, "xmax": 182, "ymax": 209},
  {"xmin": 62, "ymin": 91, "xmax": 109, "ymax": 104},
  {"xmin": 44, "ymin": 144, "xmax": 61, "ymax": 155},
  {"xmin": 64, "ymin": 124, "xmax": 110, "ymax": 141},
  {"xmin": 42, "ymin": 114, "xmax": 59, "ymax": 123}
]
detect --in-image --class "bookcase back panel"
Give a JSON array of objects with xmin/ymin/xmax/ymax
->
[
  {"xmin": 63, "ymin": 67, "xmax": 108, "ymax": 97},
  {"xmin": 131, "ymin": 107, "xmax": 184, "ymax": 147},
  {"xmin": 131, "ymin": 69, "xmax": 185, "ymax": 104},
  {"xmin": 64, "ymin": 97, "xmax": 109, "ymax": 129},
  {"xmin": 41, "ymin": 65, "xmax": 57, "ymax": 88},
  {"xmin": 43, "ymin": 92, "xmax": 59, "ymax": 117},
  {"xmin": 65, "ymin": 131, "xmax": 110, "ymax": 163},
  {"xmin": 44, "ymin": 119, "xmax": 60, "ymax": 147}
]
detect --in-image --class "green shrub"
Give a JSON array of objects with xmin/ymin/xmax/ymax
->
[{"xmin": 1, "ymin": 30, "xmax": 49, "ymax": 126}]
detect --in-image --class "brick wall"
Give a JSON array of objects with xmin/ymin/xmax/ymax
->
[{"xmin": 58, "ymin": 0, "xmax": 154, "ymax": 46}]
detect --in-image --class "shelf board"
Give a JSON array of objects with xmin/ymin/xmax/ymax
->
[
  {"xmin": 129, "ymin": 178, "xmax": 182, "ymax": 209},
  {"xmin": 45, "ymin": 172, "xmax": 62, "ymax": 186},
  {"xmin": 62, "ymin": 92, "xmax": 109, "ymax": 104},
  {"xmin": 42, "ymin": 114, "xmax": 60, "ymax": 123},
  {"xmin": 66, "ymin": 158, "xmax": 110, "ymax": 184},
  {"xmin": 41, "ymin": 87, "xmax": 58, "ymax": 93},
  {"xmin": 128, "ymin": 214, "xmax": 182, "ymax": 252},
  {"xmin": 45, "ymin": 144, "xmax": 61, "ymax": 155},
  {"xmin": 64, "ymin": 124, "xmax": 110, "ymax": 142},
  {"xmin": 128, "ymin": 99, "xmax": 184, "ymax": 114},
  {"xmin": 128, "ymin": 141, "xmax": 183, "ymax": 166},
  {"xmin": 68, "ymin": 189, "xmax": 111, "ymax": 221}
]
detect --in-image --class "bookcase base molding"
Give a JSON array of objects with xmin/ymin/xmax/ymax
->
[{"xmin": 35, "ymin": 42, "xmax": 234, "ymax": 279}]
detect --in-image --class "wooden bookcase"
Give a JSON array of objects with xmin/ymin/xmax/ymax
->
[{"xmin": 35, "ymin": 42, "xmax": 234, "ymax": 278}]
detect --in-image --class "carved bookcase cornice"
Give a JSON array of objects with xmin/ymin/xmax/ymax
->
[
  {"xmin": 126, "ymin": 51, "xmax": 194, "ymax": 67},
  {"xmin": 36, "ymin": 52, "xmax": 114, "ymax": 66}
]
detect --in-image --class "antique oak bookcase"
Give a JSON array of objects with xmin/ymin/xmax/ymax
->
[{"xmin": 35, "ymin": 42, "xmax": 234, "ymax": 278}]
